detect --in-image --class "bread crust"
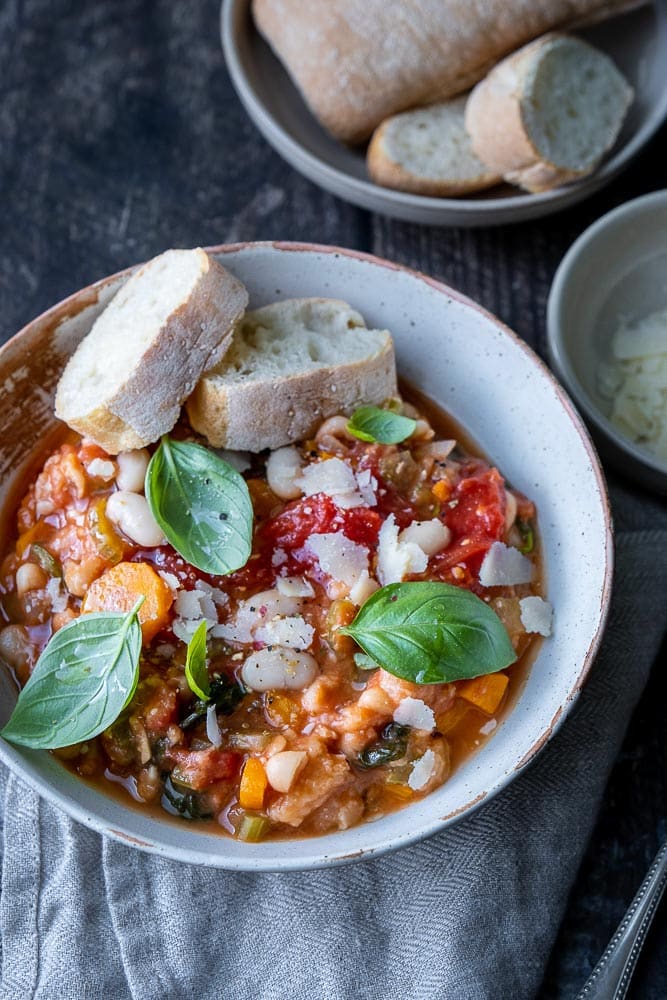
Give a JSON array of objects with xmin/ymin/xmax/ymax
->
[
  {"xmin": 186, "ymin": 301, "xmax": 398, "ymax": 451},
  {"xmin": 465, "ymin": 32, "xmax": 633, "ymax": 193},
  {"xmin": 252, "ymin": 0, "xmax": 644, "ymax": 143},
  {"xmin": 55, "ymin": 251, "xmax": 248, "ymax": 453},
  {"xmin": 367, "ymin": 104, "xmax": 501, "ymax": 197}
]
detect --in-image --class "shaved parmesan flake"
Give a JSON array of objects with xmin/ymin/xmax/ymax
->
[
  {"xmin": 276, "ymin": 576, "xmax": 315, "ymax": 598},
  {"xmin": 479, "ymin": 719, "xmax": 497, "ymax": 736},
  {"xmin": 519, "ymin": 596, "xmax": 553, "ymax": 636},
  {"xmin": 212, "ymin": 589, "xmax": 302, "ymax": 645},
  {"xmin": 479, "ymin": 542, "xmax": 533, "ymax": 587},
  {"xmin": 377, "ymin": 514, "xmax": 428, "ymax": 585},
  {"xmin": 349, "ymin": 570, "xmax": 379, "ymax": 606},
  {"xmin": 255, "ymin": 615, "xmax": 315, "ymax": 650},
  {"xmin": 175, "ymin": 588, "xmax": 217, "ymax": 624},
  {"xmin": 158, "ymin": 571, "xmax": 181, "ymax": 593},
  {"xmin": 399, "ymin": 519, "xmax": 450, "ymax": 557},
  {"xmin": 206, "ymin": 705, "xmax": 222, "ymax": 747},
  {"xmin": 297, "ymin": 457, "xmax": 376, "ymax": 509},
  {"xmin": 85, "ymin": 458, "xmax": 115, "ymax": 480},
  {"xmin": 306, "ymin": 532, "xmax": 369, "ymax": 587},
  {"xmin": 393, "ymin": 698, "xmax": 436, "ymax": 732},
  {"xmin": 45, "ymin": 577, "xmax": 68, "ymax": 613},
  {"xmin": 408, "ymin": 749, "xmax": 436, "ymax": 791}
]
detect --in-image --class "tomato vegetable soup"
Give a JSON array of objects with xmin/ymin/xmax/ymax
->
[{"xmin": 0, "ymin": 395, "xmax": 551, "ymax": 841}]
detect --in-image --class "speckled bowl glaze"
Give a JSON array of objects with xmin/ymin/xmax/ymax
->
[
  {"xmin": 548, "ymin": 189, "xmax": 667, "ymax": 494},
  {"xmin": 0, "ymin": 243, "xmax": 613, "ymax": 870}
]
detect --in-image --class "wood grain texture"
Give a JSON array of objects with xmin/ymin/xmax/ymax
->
[{"xmin": 0, "ymin": 1, "xmax": 665, "ymax": 997}]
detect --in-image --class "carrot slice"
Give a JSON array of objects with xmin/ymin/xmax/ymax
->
[
  {"xmin": 81, "ymin": 560, "xmax": 173, "ymax": 643},
  {"xmin": 458, "ymin": 673, "xmax": 509, "ymax": 716},
  {"xmin": 239, "ymin": 757, "xmax": 268, "ymax": 811}
]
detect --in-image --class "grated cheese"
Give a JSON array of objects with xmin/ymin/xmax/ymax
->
[
  {"xmin": 478, "ymin": 542, "xmax": 533, "ymax": 587},
  {"xmin": 597, "ymin": 306, "xmax": 667, "ymax": 461}
]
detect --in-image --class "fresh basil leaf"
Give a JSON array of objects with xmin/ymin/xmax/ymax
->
[
  {"xmin": 145, "ymin": 436, "xmax": 253, "ymax": 575},
  {"xmin": 347, "ymin": 406, "xmax": 417, "ymax": 444},
  {"xmin": 180, "ymin": 674, "xmax": 245, "ymax": 729},
  {"xmin": 185, "ymin": 621, "xmax": 210, "ymax": 701},
  {"xmin": 341, "ymin": 581, "xmax": 516, "ymax": 684},
  {"xmin": 1, "ymin": 606, "xmax": 142, "ymax": 749}
]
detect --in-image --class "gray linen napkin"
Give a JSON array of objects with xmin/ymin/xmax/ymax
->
[{"xmin": 1, "ymin": 512, "xmax": 666, "ymax": 1000}]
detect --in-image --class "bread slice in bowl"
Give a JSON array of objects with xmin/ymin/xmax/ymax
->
[
  {"xmin": 367, "ymin": 97, "xmax": 501, "ymax": 197},
  {"xmin": 464, "ymin": 33, "xmax": 633, "ymax": 193},
  {"xmin": 186, "ymin": 298, "xmax": 397, "ymax": 451},
  {"xmin": 55, "ymin": 248, "xmax": 248, "ymax": 454}
]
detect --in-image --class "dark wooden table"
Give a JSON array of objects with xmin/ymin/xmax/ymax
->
[{"xmin": 1, "ymin": 2, "xmax": 666, "ymax": 996}]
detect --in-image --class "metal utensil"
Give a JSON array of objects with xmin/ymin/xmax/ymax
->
[{"xmin": 576, "ymin": 839, "xmax": 667, "ymax": 999}]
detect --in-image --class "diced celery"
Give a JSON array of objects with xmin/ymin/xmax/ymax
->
[{"xmin": 236, "ymin": 812, "xmax": 270, "ymax": 843}]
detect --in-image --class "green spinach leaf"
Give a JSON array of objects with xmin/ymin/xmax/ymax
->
[
  {"xmin": 184, "ymin": 620, "xmax": 210, "ymax": 701},
  {"xmin": 347, "ymin": 406, "xmax": 416, "ymax": 444},
  {"xmin": 357, "ymin": 723, "xmax": 410, "ymax": 769},
  {"xmin": 1, "ymin": 604, "xmax": 143, "ymax": 749},
  {"xmin": 341, "ymin": 581, "xmax": 516, "ymax": 684},
  {"xmin": 145, "ymin": 436, "xmax": 253, "ymax": 575}
]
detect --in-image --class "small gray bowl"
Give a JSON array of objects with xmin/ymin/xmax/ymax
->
[{"xmin": 547, "ymin": 189, "xmax": 667, "ymax": 495}]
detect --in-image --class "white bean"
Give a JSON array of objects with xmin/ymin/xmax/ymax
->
[
  {"xmin": 15, "ymin": 562, "xmax": 47, "ymax": 596},
  {"xmin": 241, "ymin": 647, "xmax": 318, "ymax": 692},
  {"xmin": 265, "ymin": 751, "xmax": 307, "ymax": 793},
  {"xmin": 116, "ymin": 449, "xmax": 150, "ymax": 493},
  {"xmin": 266, "ymin": 446, "xmax": 303, "ymax": 500},
  {"xmin": 105, "ymin": 491, "xmax": 166, "ymax": 547},
  {"xmin": 399, "ymin": 519, "xmax": 451, "ymax": 556}
]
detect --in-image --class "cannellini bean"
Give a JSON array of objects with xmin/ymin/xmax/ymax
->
[
  {"xmin": 265, "ymin": 750, "xmax": 308, "ymax": 793},
  {"xmin": 15, "ymin": 562, "xmax": 47, "ymax": 597},
  {"xmin": 105, "ymin": 491, "xmax": 166, "ymax": 547},
  {"xmin": 266, "ymin": 446, "xmax": 303, "ymax": 500},
  {"xmin": 314, "ymin": 415, "xmax": 355, "ymax": 454},
  {"xmin": 504, "ymin": 490, "xmax": 518, "ymax": 533},
  {"xmin": 410, "ymin": 418, "xmax": 435, "ymax": 442},
  {"xmin": 116, "ymin": 449, "xmax": 150, "ymax": 493},
  {"xmin": 241, "ymin": 647, "xmax": 318, "ymax": 692},
  {"xmin": 399, "ymin": 519, "xmax": 451, "ymax": 556}
]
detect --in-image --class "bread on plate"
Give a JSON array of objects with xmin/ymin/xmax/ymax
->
[
  {"xmin": 186, "ymin": 297, "xmax": 397, "ymax": 451},
  {"xmin": 55, "ymin": 248, "xmax": 248, "ymax": 454}
]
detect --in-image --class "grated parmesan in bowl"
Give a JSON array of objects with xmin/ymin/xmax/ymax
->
[{"xmin": 597, "ymin": 307, "xmax": 667, "ymax": 462}]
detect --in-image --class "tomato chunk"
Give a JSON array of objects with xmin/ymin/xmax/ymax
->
[
  {"xmin": 445, "ymin": 468, "xmax": 506, "ymax": 542},
  {"xmin": 168, "ymin": 747, "xmax": 240, "ymax": 791}
]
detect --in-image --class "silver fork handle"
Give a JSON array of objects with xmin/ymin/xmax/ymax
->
[{"xmin": 576, "ymin": 840, "xmax": 667, "ymax": 1000}]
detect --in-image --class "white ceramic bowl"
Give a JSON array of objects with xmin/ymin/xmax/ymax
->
[
  {"xmin": 548, "ymin": 189, "xmax": 667, "ymax": 494},
  {"xmin": 222, "ymin": 0, "xmax": 667, "ymax": 226},
  {"xmin": 0, "ymin": 243, "xmax": 613, "ymax": 870}
]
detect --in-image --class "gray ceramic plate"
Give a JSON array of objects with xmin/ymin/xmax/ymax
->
[{"xmin": 222, "ymin": 1, "xmax": 667, "ymax": 227}]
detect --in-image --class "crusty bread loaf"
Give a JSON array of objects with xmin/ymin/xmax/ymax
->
[
  {"xmin": 55, "ymin": 249, "xmax": 248, "ymax": 454},
  {"xmin": 367, "ymin": 97, "xmax": 501, "ymax": 197},
  {"xmin": 464, "ymin": 34, "xmax": 633, "ymax": 193},
  {"xmin": 186, "ymin": 298, "xmax": 397, "ymax": 451},
  {"xmin": 252, "ymin": 0, "xmax": 644, "ymax": 143}
]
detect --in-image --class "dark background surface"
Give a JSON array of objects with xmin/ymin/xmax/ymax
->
[{"xmin": 0, "ymin": 1, "xmax": 666, "ymax": 996}]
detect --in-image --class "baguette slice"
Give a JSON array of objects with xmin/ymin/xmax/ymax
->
[
  {"xmin": 252, "ymin": 0, "xmax": 643, "ymax": 143},
  {"xmin": 186, "ymin": 298, "xmax": 397, "ymax": 451},
  {"xmin": 55, "ymin": 249, "xmax": 248, "ymax": 453},
  {"xmin": 367, "ymin": 97, "xmax": 501, "ymax": 197},
  {"xmin": 464, "ymin": 33, "xmax": 633, "ymax": 193}
]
